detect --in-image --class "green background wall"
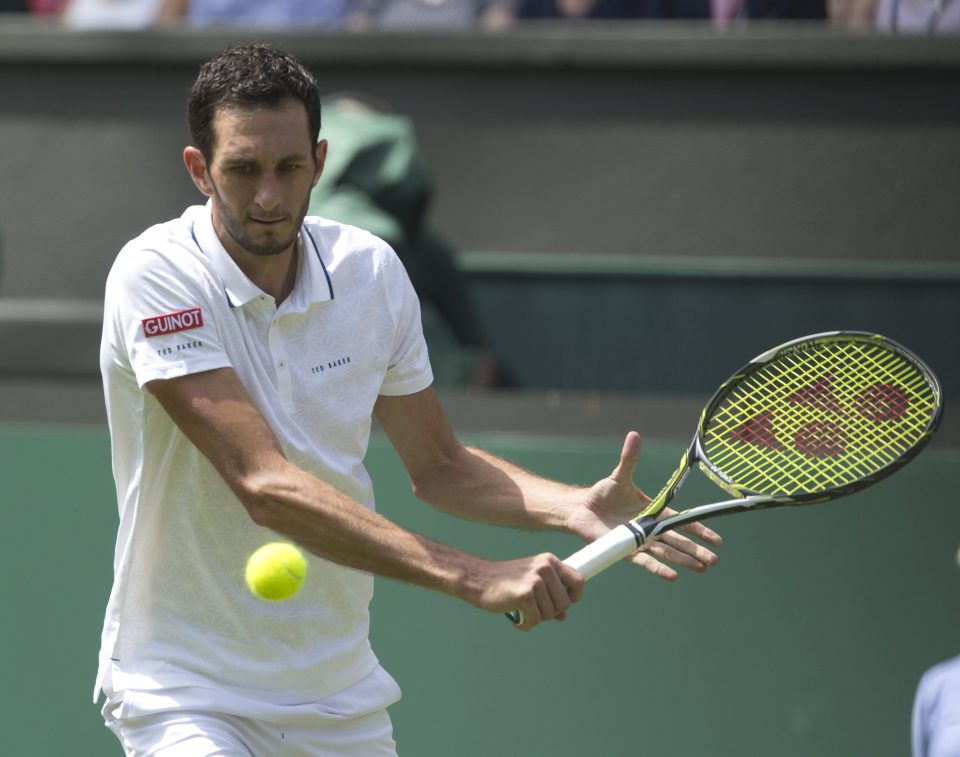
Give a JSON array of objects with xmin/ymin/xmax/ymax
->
[{"xmin": 2, "ymin": 424, "xmax": 958, "ymax": 756}]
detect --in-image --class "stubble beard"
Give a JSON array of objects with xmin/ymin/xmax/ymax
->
[{"xmin": 213, "ymin": 185, "xmax": 310, "ymax": 258}]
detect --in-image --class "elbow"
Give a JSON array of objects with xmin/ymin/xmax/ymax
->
[
  {"xmin": 233, "ymin": 469, "xmax": 291, "ymax": 529},
  {"xmin": 408, "ymin": 443, "xmax": 466, "ymax": 505},
  {"xmin": 409, "ymin": 477, "xmax": 429, "ymax": 503}
]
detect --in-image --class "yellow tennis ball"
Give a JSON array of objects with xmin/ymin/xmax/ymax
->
[{"xmin": 245, "ymin": 542, "xmax": 307, "ymax": 601}]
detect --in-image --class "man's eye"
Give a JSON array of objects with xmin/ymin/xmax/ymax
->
[
  {"xmin": 229, "ymin": 165, "xmax": 253, "ymax": 175},
  {"xmin": 280, "ymin": 164, "xmax": 301, "ymax": 173}
]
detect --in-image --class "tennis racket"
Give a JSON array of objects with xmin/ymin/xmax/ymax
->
[{"xmin": 507, "ymin": 331, "xmax": 942, "ymax": 624}]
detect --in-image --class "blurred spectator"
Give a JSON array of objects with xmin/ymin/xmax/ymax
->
[
  {"xmin": 63, "ymin": 0, "xmax": 163, "ymax": 27},
  {"xmin": 515, "ymin": 0, "xmax": 719, "ymax": 19},
  {"xmin": 155, "ymin": 0, "xmax": 348, "ymax": 27},
  {"xmin": 0, "ymin": 0, "xmax": 63, "ymax": 11},
  {"xmin": 875, "ymin": 0, "xmax": 960, "ymax": 32},
  {"xmin": 711, "ymin": 0, "xmax": 826, "ymax": 22},
  {"xmin": 515, "ymin": 0, "xmax": 647, "ymax": 18},
  {"xmin": 29, "ymin": 0, "xmax": 64, "ymax": 12},
  {"xmin": 517, "ymin": 0, "xmax": 826, "ymax": 20},
  {"xmin": 309, "ymin": 95, "xmax": 497, "ymax": 388},
  {"xmin": 827, "ymin": 0, "xmax": 878, "ymax": 25},
  {"xmin": 747, "ymin": 0, "xmax": 825, "ymax": 17},
  {"xmin": 346, "ymin": 0, "xmax": 513, "ymax": 30}
]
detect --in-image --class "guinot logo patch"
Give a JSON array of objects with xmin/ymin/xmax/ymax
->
[{"xmin": 142, "ymin": 307, "xmax": 204, "ymax": 338}]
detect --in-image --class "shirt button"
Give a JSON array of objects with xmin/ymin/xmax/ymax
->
[{"xmin": 279, "ymin": 360, "xmax": 285, "ymax": 369}]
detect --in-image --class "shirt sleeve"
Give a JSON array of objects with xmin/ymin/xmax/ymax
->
[
  {"xmin": 105, "ymin": 243, "xmax": 233, "ymax": 388},
  {"xmin": 377, "ymin": 244, "xmax": 433, "ymax": 396}
]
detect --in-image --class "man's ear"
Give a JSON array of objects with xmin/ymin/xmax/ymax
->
[
  {"xmin": 311, "ymin": 140, "xmax": 328, "ymax": 188},
  {"xmin": 183, "ymin": 146, "xmax": 213, "ymax": 197}
]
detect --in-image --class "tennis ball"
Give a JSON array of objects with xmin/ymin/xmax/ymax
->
[{"xmin": 245, "ymin": 542, "xmax": 307, "ymax": 601}]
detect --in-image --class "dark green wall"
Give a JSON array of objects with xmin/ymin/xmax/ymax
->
[
  {"xmin": 464, "ymin": 258, "xmax": 960, "ymax": 398},
  {"xmin": 3, "ymin": 425, "xmax": 958, "ymax": 756}
]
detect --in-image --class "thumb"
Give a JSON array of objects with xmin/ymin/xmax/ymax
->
[{"xmin": 610, "ymin": 431, "xmax": 642, "ymax": 483}]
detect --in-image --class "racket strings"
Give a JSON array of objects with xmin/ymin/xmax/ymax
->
[{"xmin": 701, "ymin": 339, "xmax": 938, "ymax": 497}]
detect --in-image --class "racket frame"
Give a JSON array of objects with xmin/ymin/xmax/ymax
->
[
  {"xmin": 505, "ymin": 331, "xmax": 943, "ymax": 624},
  {"xmin": 688, "ymin": 330, "xmax": 943, "ymax": 506}
]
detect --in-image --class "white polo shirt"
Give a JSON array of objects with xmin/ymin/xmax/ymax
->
[{"xmin": 96, "ymin": 202, "xmax": 433, "ymax": 711}]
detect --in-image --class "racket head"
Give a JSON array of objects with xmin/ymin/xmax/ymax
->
[{"xmin": 694, "ymin": 331, "xmax": 942, "ymax": 503}]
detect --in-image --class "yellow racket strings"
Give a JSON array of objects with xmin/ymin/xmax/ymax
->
[{"xmin": 701, "ymin": 339, "xmax": 937, "ymax": 497}]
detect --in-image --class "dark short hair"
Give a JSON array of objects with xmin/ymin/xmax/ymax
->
[{"xmin": 187, "ymin": 43, "xmax": 322, "ymax": 161}]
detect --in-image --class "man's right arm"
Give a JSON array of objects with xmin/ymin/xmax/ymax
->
[{"xmin": 147, "ymin": 366, "xmax": 582, "ymax": 629}]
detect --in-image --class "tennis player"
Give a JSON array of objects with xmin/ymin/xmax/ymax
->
[{"xmin": 95, "ymin": 43, "xmax": 721, "ymax": 755}]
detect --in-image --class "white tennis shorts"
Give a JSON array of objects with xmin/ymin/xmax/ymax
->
[{"xmin": 102, "ymin": 666, "xmax": 401, "ymax": 756}]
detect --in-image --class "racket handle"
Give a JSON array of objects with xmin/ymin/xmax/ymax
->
[
  {"xmin": 562, "ymin": 523, "xmax": 643, "ymax": 581},
  {"xmin": 505, "ymin": 524, "xmax": 642, "ymax": 624}
]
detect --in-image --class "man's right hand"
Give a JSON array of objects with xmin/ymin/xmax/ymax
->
[{"xmin": 469, "ymin": 554, "xmax": 584, "ymax": 631}]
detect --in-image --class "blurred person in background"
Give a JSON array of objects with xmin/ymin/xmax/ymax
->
[
  {"xmin": 514, "ymin": 0, "xmax": 648, "ymax": 18},
  {"xmin": 63, "ymin": 0, "xmax": 162, "ymax": 27},
  {"xmin": 874, "ymin": 0, "xmax": 960, "ymax": 31},
  {"xmin": 710, "ymin": 0, "xmax": 826, "ymax": 23},
  {"xmin": 308, "ymin": 94, "xmax": 497, "ymax": 388},
  {"xmin": 911, "ymin": 545, "xmax": 960, "ymax": 757},
  {"xmin": 515, "ymin": 0, "xmax": 827, "ymax": 21},
  {"xmin": 156, "ymin": 0, "xmax": 348, "ymax": 27},
  {"xmin": 2, "ymin": 0, "xmax": 69, "ymax": 18},
  {"xmin": 745, "ymin": 0, "xmax": 826, "ymax": 17},
  {"xmin": 826, "ymin": 0, "xmax": 878, "ymax": 25},
  {"xmin": 346, "ymin": 0, "xmax": 513, "ymax": 30}
]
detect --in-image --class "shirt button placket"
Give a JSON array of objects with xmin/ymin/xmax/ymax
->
[{"xmin": 269, "ymin": 317, "xmax": 293, "ymax": 406}]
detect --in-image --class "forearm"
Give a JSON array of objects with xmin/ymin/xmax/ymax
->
[
  {"xmin": 241, "ymin": 462, "xmax": 490, "ymax": 607},
  {"xmin": 412, "ymin": 444, "xmax": 585, "ymax": 533}
]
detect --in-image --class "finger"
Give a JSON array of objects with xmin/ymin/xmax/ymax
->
[
  {"xmin": 543, "ymin": 570, "xmax": 577, "ymax": 618},
  {"xmin": 533, "ymin": 582, "xmax": 558, "ymax": 621},
  {"xmin": 677, "ymin": 520, "xmax": 723, "ymax": 547},
  {"xmin": 658, "ymin": 529, "xmax": 719, "ymax": 563},
  {"xmin": 628, "ymin": 551, "xmax": 679, "ymax": 581},
  {"xmin": 544, "ymin": 580, "xmax": 569, "ymax": 618},
  {"xmin": 658, "ymin": 507, "xmax": 723, "ymax": 546},
  {"xmin": 610, "ymin": 430, "xmax": 642, "ymax": 483},
  {"xmin": 643, "ymin": 535, "xmax": 717, "ymax": 572},
  {"xmin": 559, "ymin": 563, "xmax": 585, "ymax": 605}
]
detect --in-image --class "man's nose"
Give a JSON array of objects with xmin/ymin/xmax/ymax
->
[{"xmin": 254, "ymin": 173, "xmax": 282, "ymax": 211}]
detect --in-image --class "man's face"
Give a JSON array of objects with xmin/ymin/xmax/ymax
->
[{"xmin": 195, "ymin": 100, "xmax": 325, "ymax": 260}]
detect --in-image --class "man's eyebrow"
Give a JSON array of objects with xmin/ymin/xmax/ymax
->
[{"xmin": 221, "ymin": 153, "xmax": 309, "ymax": 164}]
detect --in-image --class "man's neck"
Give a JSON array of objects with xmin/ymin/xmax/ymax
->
[
  {"xmin": 234, "ymin": 241, "xmax": 299, "ymax": 305},
  {"xmin": 212, "ymin": 215, "xmax": 300, "ymax": 304}
]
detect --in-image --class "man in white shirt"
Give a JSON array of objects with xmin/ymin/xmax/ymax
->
[{"xmin": 96, "ymin": 42, "xmax": 721, "ymax": 755}]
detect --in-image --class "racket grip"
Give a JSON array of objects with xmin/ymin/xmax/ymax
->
[
  {"xmin": 505, "ymin": 524, "xmax": 642, "ymax": 624},
  {"xmin": 562, "ymin": 524, "xmax": 643, "ymax": 581}
]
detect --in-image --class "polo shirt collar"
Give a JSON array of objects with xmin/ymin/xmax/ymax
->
[{"xmin": 190, "ymin": 200, "xmax": 334, "ymax": 309}]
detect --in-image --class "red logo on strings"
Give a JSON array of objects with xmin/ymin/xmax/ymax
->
[
  {"xmin": 728, "ymin": 377, "xmax": 910, "ymax": 458},
  {"xmin": 787, "ymin": 377, "xmax": 846, "ymax": 416}
]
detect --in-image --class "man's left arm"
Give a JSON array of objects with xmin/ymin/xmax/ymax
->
[{"xmin": 374, "ymin": 387, "xmax": 721, "ymax": 580}]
